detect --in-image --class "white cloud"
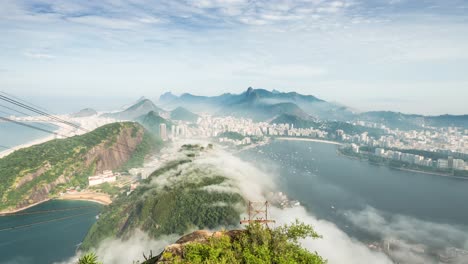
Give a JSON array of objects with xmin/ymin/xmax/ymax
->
[
  {"xmin": 66, "ymin": 16, "xmax": 143, "ymax": 30},
  {"xmin": 23, "ymin": 52, "xmax": 55, "ymax": 59},
  {"xmin": 343, "ymin": 206, "xmax": 468, "ymax": 263}
]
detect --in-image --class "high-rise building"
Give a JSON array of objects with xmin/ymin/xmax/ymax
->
[
  {"xmin": 160, "ymin": 123, "xmax": 167, "ymax": 141},
  {"xmin": 448, "ymin": 156, "xmax": 454, "ymax": 169}
]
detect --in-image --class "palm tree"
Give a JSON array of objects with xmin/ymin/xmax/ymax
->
[{"xmin": 78, "ymin": 253, "xmax": 102, "ymax": 264}]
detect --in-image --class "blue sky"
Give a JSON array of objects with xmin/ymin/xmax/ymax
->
[{"xmin": 1, "ymin": 0, "xmax": 467, "ymax": 115}]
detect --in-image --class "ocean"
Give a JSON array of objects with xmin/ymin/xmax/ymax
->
[
  {"xmin": 0, "ymin": 200, "xmax": 102, "ymax": 264},
  {"xmin": 0, "ymin": 121, "xmax": 59, "ymax": 148}
]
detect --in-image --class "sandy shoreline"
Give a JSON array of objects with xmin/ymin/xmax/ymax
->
[
  {"xmin": 57, "ymin": 192, "xmax": 112, "ymax": 205},
  {"xmin": 0, "ymin": 192, "xmax": 111, "ymax": 215},
  {"xmin": 275, "ymin": 137, "xmax": 343, "ymax": 145}
]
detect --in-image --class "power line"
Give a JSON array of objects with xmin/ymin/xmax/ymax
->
[
  {"xmin": 1, "ymin": 206, "xmax": 97, "ymax": 216},
  {"xmin": 0, "ymin": 93, "xmax": 142, "ymax": 156},
  {"xmin": 0, "ymin": 104, "xmax": 31, "ymax": 117},
  {"xmin": 0, "ymin": 116, "xmax": 67, "ymax": 137},
  {"xmin": 0, "ymin": 103, "xmax": 70, "ymax": 131},
  {"xmin": 0, "ymin": 94, "xmax": 84, "ymax": 132},
  {"xmin": 0, "ymin": 114, "xmax": 137, "ymax": 158},
  {"xmin": 0, "ymin": 91, "xmax": 50, "ymax": 113},
  {"xmin": 0, "ymin": 211, "xmax": 98, "ymax": 232}
]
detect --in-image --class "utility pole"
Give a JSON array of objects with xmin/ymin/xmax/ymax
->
[{"xmin": 240, "ymin": 201, "xmax": 275, "ymax": 227}]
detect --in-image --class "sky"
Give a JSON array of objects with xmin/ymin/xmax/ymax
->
[{"xmin": 0, "ymin": 0, "xmax": 468, "ymax": 115}]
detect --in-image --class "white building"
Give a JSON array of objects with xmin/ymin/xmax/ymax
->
[
  {"xmin": 375, "ymin": 148, "xmax": 385, "ymax": 156},
  {"xmin": 88, "ymin": 170, "xmax": 116, "ymax": 186},
  {"xmin": 437, "ymin": 159, "xmax": 449, "ymax": 169},
  {"xmin": 160, "ymin": 123, "xmax": 167, "ymax": 141},
  {"xmin": 453, "ymin": 159, "xmax": 466, "ymax": 170}
]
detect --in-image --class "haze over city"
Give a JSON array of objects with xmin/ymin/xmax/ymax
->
[
  {"xmin": 1, "ymin": 0, "xmax": 468, "ymax": 114},
  {"xmin": 1, "ymin": 1, "xmax": 468, "ymax": 264}
]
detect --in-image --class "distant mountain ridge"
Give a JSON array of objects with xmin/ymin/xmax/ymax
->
[
  {"xmin": 159, "ymin": 88, "xmax": 468, "ymax": 128},
  {"xmin": 357, "ymin": 111, "xmax": 468, "ymax": 129},
  {"xmin": 159, "ymin": 87, "xmax": 345, "ymax": 121},
  {"xmin": 71, "ymin": 108, "xmax": 97, "ymax": 118}
]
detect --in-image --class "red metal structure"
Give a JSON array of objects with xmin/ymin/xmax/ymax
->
[{"xmin": 240, "ymin": 201, "xmax": 275, "ymax": 227}]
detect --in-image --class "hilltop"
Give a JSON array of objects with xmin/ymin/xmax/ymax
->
[
  {"xmin": 0, "ymin": 122, "xmax": 158, "ymax": 212},
  {"xmin": 170, "ymin": 107, "xmax": 199, "ymax": 122},
  {"xmin": 142, "ymin": 221, "xmax": 325, "ymax": 264},
  {"xmin": 136, "ymin": 111, "xmax": 172, "ymax": 135}
]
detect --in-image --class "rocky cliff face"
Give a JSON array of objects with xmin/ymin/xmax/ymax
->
[
  {"xmin": 84, "ymin": 126, "xmax": 144, "ymax": 173},
  {"xmin": 0, "ymin": 122, "xmax": 152, "ymax": 212}
]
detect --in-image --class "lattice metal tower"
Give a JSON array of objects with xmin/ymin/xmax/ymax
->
[{"xmin": 240, "ymin": 201, "xmax": 275, "ymax": 227}]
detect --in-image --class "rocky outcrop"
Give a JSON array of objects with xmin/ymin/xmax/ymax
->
[{"xmin": 144, "ymin": 230, "xmax": 245, "ymax": 264}]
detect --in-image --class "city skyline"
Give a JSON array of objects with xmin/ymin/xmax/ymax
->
[{"xmin": 1, "ymin": 0, "xmax": 468, "ymax": 115}]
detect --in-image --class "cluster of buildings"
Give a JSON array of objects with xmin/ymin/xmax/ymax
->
[
  {"xmin": 158, "ymin": 122, "xmax": 193, "ymax": 141},
  {"xmin": 164, "ymin": 115, "xmax": 329, "ymax": 142},
  {"xmin": 373, "ymin": 148, "xmax": 467, "ymax": 171},
  {"xmin": 352, "ymin": 121, "xmax": 468, "ymax": 155},
  {"xmin": 156, "ymin": 114, "xmax": 468, "ymax": 171},
  {"xmin": 88, "ymin": 170, "xmax": 117, "ymax": 186}
]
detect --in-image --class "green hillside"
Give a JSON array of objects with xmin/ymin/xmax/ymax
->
[
  {"xmin": 136, "ymin": 111, "xmax": 172, "ymax": 135},
  {"xmin": 170, "ymin": 107, "xmax": 199, "ymax": 122},
  {"xmin": 80, "ymin": 144, "xmax": 244, "ymax": 251},
  {"xmin": 0, "ymin": 122, "xmax": 158, "ymax": 212}
]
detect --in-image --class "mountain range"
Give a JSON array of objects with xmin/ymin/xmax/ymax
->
[
  {"xmin": 97, "ymin": 88, "xmax": 467, "ymax": 129},
  {"xmin": 159, "ymin": 87, "xmax": 348, "ymax": 121},
  {"xmin": 158, "ymin": 87, "xmax": 468, "ymax": 129}
]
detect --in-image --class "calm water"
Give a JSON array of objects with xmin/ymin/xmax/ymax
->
[
  {"xmin": 0, "ymin": 200, "xmax": 102, "ymax": 264},
  {"xmin": 0, "ymin": 122, "xmax": 58, "ymax": 148},
  {"xmin": 241, "ymin": 140, "xmax": 468, "ymax": 251}
]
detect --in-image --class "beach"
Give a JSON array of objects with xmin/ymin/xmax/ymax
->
[{"xmin": 57, "ymin": 191, "xmax": 112, "ymax": 205}]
